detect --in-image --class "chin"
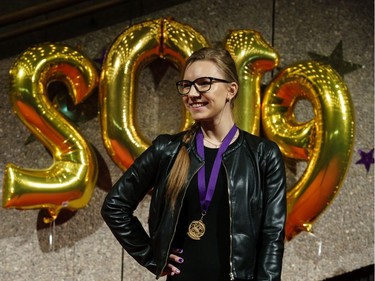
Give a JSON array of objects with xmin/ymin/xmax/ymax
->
[{"xmin": 191, "ymin": 116, "xmax": 211, "ymax": 123}]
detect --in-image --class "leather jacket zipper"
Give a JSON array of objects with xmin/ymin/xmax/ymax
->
[
  {"xmin": 157, "ymin": 161, "xmax": 204, "ymax": 279},
  {"xmin": 223, "ymin": 162, "xmax": 235, "ymax": 280}
]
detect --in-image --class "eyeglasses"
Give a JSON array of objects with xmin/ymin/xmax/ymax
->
[{"xmin": 176, "ymin": 77, "xmax": 230, "ymax": 96}]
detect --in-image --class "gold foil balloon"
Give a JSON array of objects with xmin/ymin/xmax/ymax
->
[
  {"xmin": 262, "ymin": 61, "xmax": 355, "ymax": 240},
  {"xmin": 225, "ymin": 30, "xmax": 279, "ymax": 135},
  {"xmin": 100, "ymin": 18, "xmax": 209, "ymax": 170},
  {"xmin": 3, "ymin": 43, "xmax": 99, "ymax": 223}
]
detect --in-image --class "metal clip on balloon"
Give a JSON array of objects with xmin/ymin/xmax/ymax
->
[{"xmin": 3, "ymin": 43, "xmax": 99, "ymax": 223}]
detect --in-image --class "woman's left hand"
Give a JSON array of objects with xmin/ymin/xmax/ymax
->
[{"xmin": 161, "ymin": 248, "xmax": 184, "ymax": 276}]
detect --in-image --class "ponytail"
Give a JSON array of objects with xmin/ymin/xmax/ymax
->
[{"xmin": 165, "ymin": 123, "xmax": 200, "ymax": 210}]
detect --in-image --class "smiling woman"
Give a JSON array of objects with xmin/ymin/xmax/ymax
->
[
  {"xmin": 101, "ymin": 47, "xmax": 287, "ymax": 281},
  {"xmin": 178, "ymin": 59, "xmax": 236, "ymax": 125}
]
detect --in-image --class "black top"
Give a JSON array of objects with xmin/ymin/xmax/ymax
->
[{"xmin": 168, "ymin": 146, "xmax": 231, "ymax": 281}]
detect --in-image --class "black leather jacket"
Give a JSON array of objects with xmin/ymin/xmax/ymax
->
[{"xmin": 101, "ymin": 129, "xmax": 286, "ymax": 280}]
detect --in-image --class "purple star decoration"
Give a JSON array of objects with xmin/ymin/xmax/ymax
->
[{"xmin": 355, "ymin": 149, "xmax": 374, "ymax": 173}]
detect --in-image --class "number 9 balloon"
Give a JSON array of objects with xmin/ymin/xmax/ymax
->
[
  {"xmin": 3, "ymin": 43, "xmax": 99, "ymax": 223},
  {"xmin": 262, "ymin": 61, "xmax": 355, "ymax": 240}
]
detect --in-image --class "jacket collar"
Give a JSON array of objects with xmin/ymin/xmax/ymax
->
[{"xmin": 184, "ymin": 128, "xmax": 244, "ymax": 160}]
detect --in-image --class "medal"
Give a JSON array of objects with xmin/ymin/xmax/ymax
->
[
  {"xmin": 187, "ymin": 212, "xmax": 206, "ymax": 240},
  {"xmin": 187, "ymin": 124, "xmax": 237, "ymax": 240}
]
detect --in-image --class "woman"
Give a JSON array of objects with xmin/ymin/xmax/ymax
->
[{"xmin": 101, "ymin": 47, "xmax": 287, "ymax": 281}]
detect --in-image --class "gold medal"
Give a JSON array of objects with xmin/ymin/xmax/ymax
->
[
  {"xmin": 187, "ymin": 212, "xmax": 206, "ymax": 240},
  {"xmin": 187, "ymin": 219, "xmax": 206, "ymax": 240}
]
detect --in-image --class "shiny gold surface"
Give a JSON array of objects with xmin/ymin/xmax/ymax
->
[
  {"xmin": 262, "ymin": 61, "xmax": 355, "ymax": 240},
  {"xmin": 100, "ymin": 18, "xmax": 208, "ymax": 170},
  {"xmin": 3, "ymin": 43, "xmax": 99, "ymax": 222}
]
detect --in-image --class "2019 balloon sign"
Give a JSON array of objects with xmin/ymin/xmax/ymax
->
[{"xmin": 2, "ymin": 18, "xmax": 355, "ymax": 239}]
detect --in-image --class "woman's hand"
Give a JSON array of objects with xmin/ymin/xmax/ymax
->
[{"xmin": 161, "ymin": 248, "xmax": 184, "ymax": 276}]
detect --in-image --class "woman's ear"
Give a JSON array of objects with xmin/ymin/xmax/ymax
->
[{"xmin": 228, "ymin": 82, "xmax": 238, "ymax": 99}]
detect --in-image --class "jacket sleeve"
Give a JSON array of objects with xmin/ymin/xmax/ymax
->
[
  {"xmin": 101, "ymin": 136, "xmax": 167, "ymax": 274},
  {"xmin": 257, "ymin": 141, "xmax": 287, "ymax": 281}
]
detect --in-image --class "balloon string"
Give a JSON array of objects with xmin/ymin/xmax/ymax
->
[
  {"xmin": 48, "ymin": 220, "xmax": 55, "ymax": 252},
  {"xmin": 121, "ymin": 248, "xmax": 125, "ymax": 281},
  {"xmin": 317, "ymin": 240, "xmax": 322, "ymax": 256},
  {"xmin": 308, "ymin": 231, "xmax": 322, "ymax": 257},
  {"xmin": 271, "ymin": 0, "xmax": 275, "ymax": 47},
  {"xmin": 271, "ymin": 0, "xmax": 276, "ymax": 78}
]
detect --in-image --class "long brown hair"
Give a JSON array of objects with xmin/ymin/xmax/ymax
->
[{"xmin": 165, "ymin": 47, "xmax": 239, "ymax": 209}]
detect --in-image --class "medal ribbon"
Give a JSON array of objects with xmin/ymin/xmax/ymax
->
[{"xmin": 196, "ymin": 124, "xmax": 237, "ymax": 212}]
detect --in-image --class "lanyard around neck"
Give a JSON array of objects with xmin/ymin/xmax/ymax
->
[{"xmin": 195, "ymin": 124, "xmax": 237, "ymax": 212}]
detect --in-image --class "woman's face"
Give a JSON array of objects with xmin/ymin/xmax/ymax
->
[{"xmin": 181, "ymin": 60, "xmax": 236, "ymax": 124}]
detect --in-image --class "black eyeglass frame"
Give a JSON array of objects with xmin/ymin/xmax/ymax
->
[{"xmin": 176, "ymin": 76, "xmax": 230, "ymax": 96}]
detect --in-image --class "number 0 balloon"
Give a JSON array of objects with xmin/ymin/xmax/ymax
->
[{"xmin": 100, "ymin": 18, "xmax": 209, "ymax": 170}]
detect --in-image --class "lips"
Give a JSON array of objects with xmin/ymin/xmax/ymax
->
[{"xmin": 190, "ymin": 102, "xmax": 208, "ymax": 108}]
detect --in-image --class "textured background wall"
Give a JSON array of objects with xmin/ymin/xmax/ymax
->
[{"xmin": 0, "ymin": 0, "xmax": 373, "ymax": 280}]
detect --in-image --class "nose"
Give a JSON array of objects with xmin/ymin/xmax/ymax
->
[{"xmin": 187, "ymin": 84, "xmax": 201, "ymax": 97}]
